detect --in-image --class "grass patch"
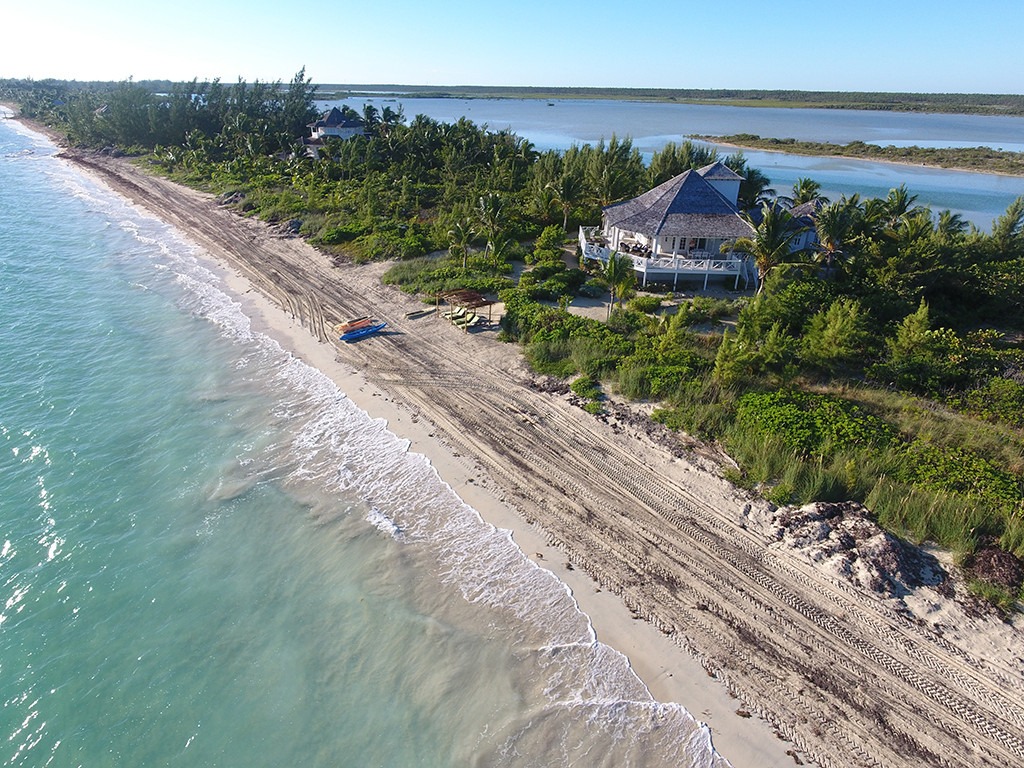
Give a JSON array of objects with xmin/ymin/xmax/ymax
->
[{"xmin": 967, "ymin": 579, "xmax": 1021, "ymax": 616}]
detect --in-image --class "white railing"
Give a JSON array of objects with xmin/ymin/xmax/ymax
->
[
  {"xmin": 578, "ymin": 227, "xmax": 752, "ymax": 288},
  {"xmin": 579, "ymin": 227, "xmax": 611, "ymax": 262},
  {"xmin": 640, "ymin": 256, "xmax": 741, "ymax": 274}
]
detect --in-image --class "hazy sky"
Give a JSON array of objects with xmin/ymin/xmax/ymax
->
[{"xmin": 3, "ymin": 0, "xmax": 1021, "ymax": 93}]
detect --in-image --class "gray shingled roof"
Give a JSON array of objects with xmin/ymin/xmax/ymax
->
[
  {"xmin": 308, "ymin": 107, "xmax": 362, "ymax": 129},
  {"xmin": 747, "ymin": 199, "xmax": 823, "ymax": 229},
  {"xmin": 788, "ymin": 198, "xmax": 826, "ymax": 225},
  {"xmin": 602, "ymin": 170, "xmax": 754, "ymax": 239},
  {"xmin": 697, "ymin": 161, "xmax": 745, "ymax": 181}
]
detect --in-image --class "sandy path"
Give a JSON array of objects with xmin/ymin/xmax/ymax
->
[{"xmin": 65, "ymin": 149, "xmax": 1024, "ymax": 768}]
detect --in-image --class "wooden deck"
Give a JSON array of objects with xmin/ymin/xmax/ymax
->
[{"xmin": 579, "ymin": 227, "xmax": 755, "ymax": 290}]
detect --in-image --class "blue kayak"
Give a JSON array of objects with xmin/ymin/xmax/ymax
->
[{"xmin": 341, "ymin": 321, "xmax": 387, "ymax": 342}]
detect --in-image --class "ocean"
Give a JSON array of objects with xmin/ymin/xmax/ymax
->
[{"xmin": 0, "ymin": 122, "xmax": 726, "ymax": 766}]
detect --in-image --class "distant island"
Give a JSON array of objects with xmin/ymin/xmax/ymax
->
[
  {"xmin": 693, "ymin": 134, "xmax": 1024, "ymax": 176},
  {"xmin": 6, "ymin": 79, "xmax": 1022, "ymax": 117},
  {"xmin": 317, "ymin": 85, "xmax": 1024, "ymax": 117}
]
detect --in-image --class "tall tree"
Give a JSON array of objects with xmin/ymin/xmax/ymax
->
[
  {"xmin": 602, "ymin": 251, "xmax": 636, "ymax": 319},
  {"xmin": 782, "ymin": 177, "xmax": 829, "ymax": 208},
  {"xmin": 725, "ymin": 152, "xmax": 776, "ymax": 210},
  {"xmin": 585, "ymin": 135, "xmax": 644, "ymax": 207},
  {"xmin": 448, "ymin": 220, "xmax": 476, "ymax": 271},
  {"xmin": 547, "ymin": 170, "xmax": 585, "ymax": 231},
  {"xmin": 990, "ymin": 195, "xmax": 1024, "ymax": 255},
  {"xmin": 476, "ymin": 192, "xmax": 505, "ymax": 256},
  {"xmin": 278, "ymin": 68, "xmax": 319, "ymax": 147},
  {"xmin": 734, "ymin": 203, "xmax": 806, "ymax": 292},
  {"xmin": 646, "ymin": 140, "xmax": 718, "ymax": 186},
  {"xmin": 813, "ymin": 199, "xmax": 856, "ymax": 278}
]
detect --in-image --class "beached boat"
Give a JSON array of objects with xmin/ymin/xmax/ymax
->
[
  {"xmin": 341, "ymin": 321, "xmax": 387, "ymax": 342},
  {"xmin": 333, "ymin": 316, "xmax": 371, "ymax": 334}
]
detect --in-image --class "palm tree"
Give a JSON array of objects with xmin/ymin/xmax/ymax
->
[
  {"xmin": 447, "ymin": 220, "xmax": 476, "ymax": 271},
  {"xmin": 734, "ymin": 203, "xmax": 807, "ymax": 293},
  {"xmin": 528, "ymin": 182, "xmax": 558, "ymax": 224},
  {"xmin": 813, "ymin": 200, "xmax": 853, "ymax": 278},
  {"xmin": 738, "ymin": 167, "xmax": 776, "ymax": 211},
  {"xmin": 381, "ymin": 104, "xmax": 404, "ymax": 127},
  {"xmin": 602, "ymin": 251, "xmax": 635, "ymax": 319},
  {"xmin": 726, "ymin": 152, "xmax": 776, "ymax": 210},
  {"xmin": 546, "ymin": 171, "xmax": 585, "ymax": 231},
  {"xmin": 935, "ymin": 210, "xmax": 967, "ymax": 241},
  {"xmin": 781, "ymin": 177, "xmax": 829, "ymax": 208},
  {"xmin": 875, "ymin": 184, "xmax": 924, "ymax": 231},
  {"xmin": 488, "ymin": 234, "xmax": 515, "ymax": 272},
  {"xmin": 361, "ymin": 103, "xmax": 380, "ymax": 134},
  {"xmin": 476, "ymin": 192, "xmax": 505, "ymax": 257}
]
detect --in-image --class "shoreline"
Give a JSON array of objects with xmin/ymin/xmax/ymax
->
[
  {"xmin": 14, "ymin": 113, "xmax": 1023, "ymax": 768},
  {"xmin": 175, "ymin": 179, "xmax": 798, "ymax": 768},
  {"xmin": 697, "ymin": 136, "xmax": 1024, "ymax": 178},
  {"xmin": 8, "ymin": 114, "xmax": 796, "ymax": 766}
]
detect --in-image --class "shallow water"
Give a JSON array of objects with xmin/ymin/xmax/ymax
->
[
  {"xmin": 0, "ymin": 121, "xmax": 726, "ymax": 766},
  {"xmin": 325, "ymin": 96, "xmax": 1024, "ymax": 228}
]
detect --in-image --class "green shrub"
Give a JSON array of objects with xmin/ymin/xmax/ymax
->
[
  {"xmin": 525, "ymin": 339, "xmax": 577, "ymax": 377},
  {"xmin": 674, "ymin": 296, "xmax": 745, "ymax": 325},
  {"xmin": 953, "ymin": 376, "xmax": 1024, "ymax": 428},
  {"xmin": 652, "ymin": 372, "xmax": 738, "ymax": 439},
  {"xmin": 519, "ymin": 264, "xmax": 588, "ymax": 300},
  {"xmin": 801, "ymin": 297, "xmax": 874, "ymax": 370},
  {"xmin": 617, "ymin": 363, "xmax": 698, "ymax": 400},
  {"xmin": 569, "ymin": 337, "xmax": 624, "ymax": 378},
  {"xmin": 870, "ymin": 301, "xmax": 1003, "ymax": 395},
  {"xmin": 578, "ymin": 279, "xmax": 606, "ymax": 298},
  {"xmin": 734, "ymin": 390, "xmax": 899, "ymax": 458},
  {"xmin": 571, "ymin": 375, "xmax": 602, "ymax": 400},
  {"xmin": 607, "ymin": 309, "xmax": 650, "ymax": 337},
  {"xmin": 527, "ymin": 225, "xmax": 568, "ymax": 265},
  {"xmin": 353, "ymin": 231, "xmax": 405, "ymax": 262},
  {"xmin": 628, "ymin": 295, "xmax": 663, "ymax": 314},
  {"xmin": 739, "ymin": 270, "xmax": 837, "ymax": 337},
  {"xmin": 317, "ymin": 220, "xmax": 366, "ymax": 244},
  {"xmin": 382, "ymin": 256, "xmax": 438, "ymax": 287},
  {"xmin": 895, "ymin": 439, "xmax": 1023, "ymax": 509}
]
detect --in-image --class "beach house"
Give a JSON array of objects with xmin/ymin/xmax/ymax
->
[
  {"xmin": 303, "ymin": 107, "xmax": 365, "ymax": 158},
  {"xmin": 579, "ymin": 162, "xmax": 758, "ymax": 290}
]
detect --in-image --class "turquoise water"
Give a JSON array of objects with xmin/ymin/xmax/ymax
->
[
  {"xmin": 0, "ymin": 122, "xmax": 724, "ymax": 766},
  {"xmin": 326, "ymin": 97, "xmax": 1024, "ymax": 229}
]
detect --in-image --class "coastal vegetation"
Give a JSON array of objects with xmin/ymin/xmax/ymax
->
[
  {"xmin": 315, "ymin": 85, "xmax": 1024, "ymax": 117},
  {"xmin": 499, "ymin": 190, "xmax": 1024, "ymax": 606},
  {"xmin": 4, "ymin": 75, "xmax": 1023, "ymax": 607},
  {"xmin": 7, "ymin": 79, "xmax": 1023, "ymax": 118},
  {"xmin": 696, "ymin": 134, "xmax": 1024, "ymax": 176}
]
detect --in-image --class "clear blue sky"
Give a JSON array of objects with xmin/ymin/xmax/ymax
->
[{"xmin": 3, "ymin": 0, "xmax": 1021, "ymax": 93}]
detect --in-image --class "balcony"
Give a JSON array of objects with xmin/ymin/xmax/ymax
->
[{"xmin": 579, "ymin": 227, "xmax": 754, "ymax": 290}]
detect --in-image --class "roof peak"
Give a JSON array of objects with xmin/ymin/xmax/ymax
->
[{"xmin": 698, "ymin": 161, "xmax": 745, "ymax": 181}]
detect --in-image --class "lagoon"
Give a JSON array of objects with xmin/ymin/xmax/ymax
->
[{"xmin": 323, "ymin": 96, "xmax": 1024, "ymax": 229}]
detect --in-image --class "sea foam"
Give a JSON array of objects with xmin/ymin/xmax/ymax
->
[{"xmin": 7, "ymin": 133, "xmax": 728, "ymax": 766}]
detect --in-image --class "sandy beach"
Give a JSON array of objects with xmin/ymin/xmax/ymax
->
[{"xmin": 32, "ymin": 125, "xmax": 1024, "ymax": 768}]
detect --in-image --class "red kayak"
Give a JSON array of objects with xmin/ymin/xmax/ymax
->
[{"xmin": 333, "ymin": 316, "xmax": 372, "ymax": 334}]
